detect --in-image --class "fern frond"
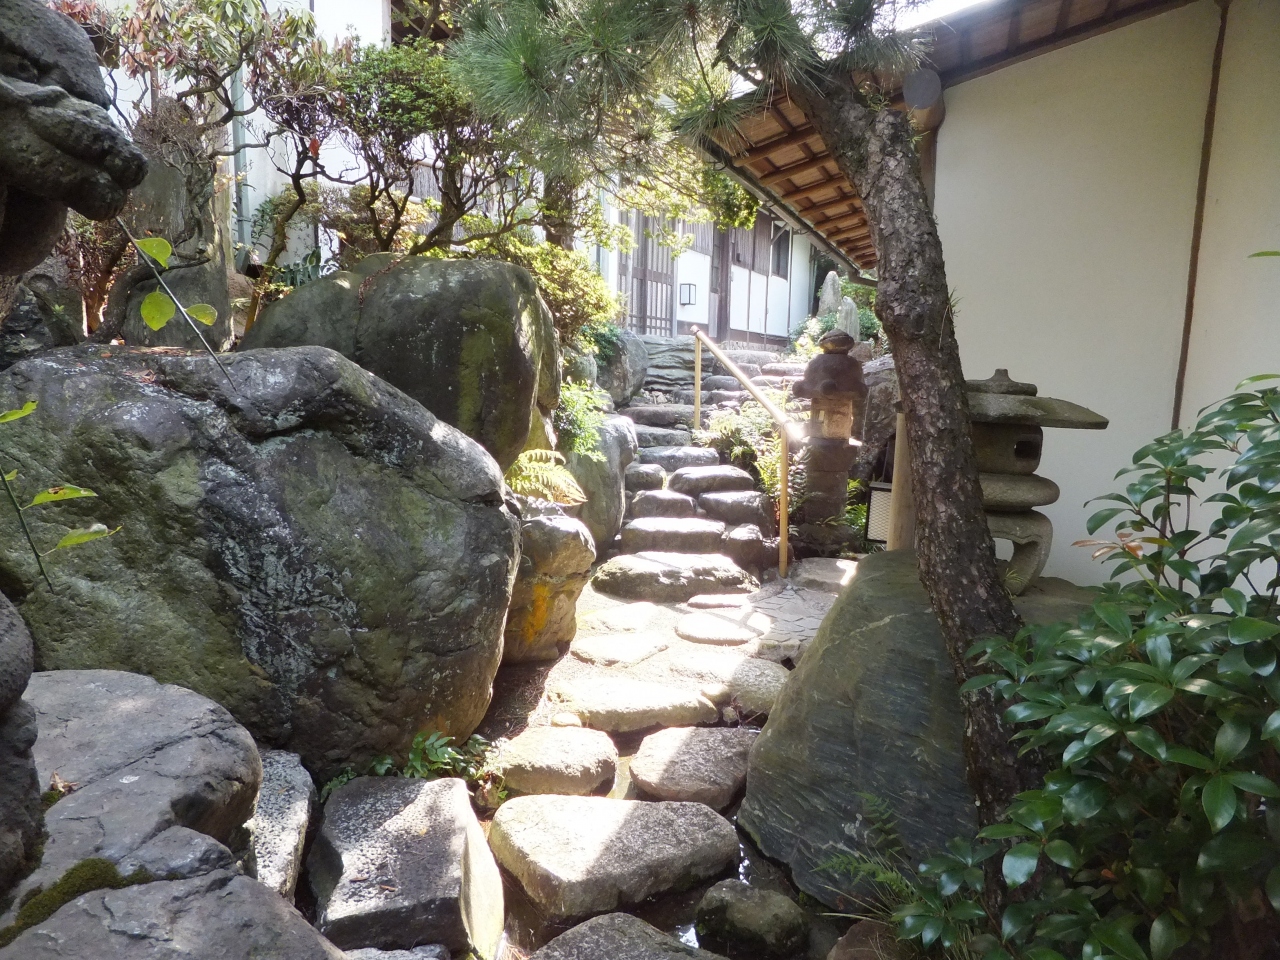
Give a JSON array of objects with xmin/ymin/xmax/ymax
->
[{"xmin": 505, "ymin": 450, "xmax": 588, "ymax": 505}]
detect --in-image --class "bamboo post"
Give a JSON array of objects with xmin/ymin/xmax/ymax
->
[
  {"xmin": 693, "ymin": 330, "xmax": 702, "ymax": 432},
  {"xmin": 779, "ymin": 428, "xmax": 790, "ymax": 577}
]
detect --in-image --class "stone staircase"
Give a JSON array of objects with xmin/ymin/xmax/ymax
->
[{"xmin": 588, "ymin": 341, "xmax": 810, "ymax": 602}]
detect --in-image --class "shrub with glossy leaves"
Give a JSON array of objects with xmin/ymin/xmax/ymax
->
[{"xmin": 896, "ymin": 376, "xmax": 1280, "ymax": 960}]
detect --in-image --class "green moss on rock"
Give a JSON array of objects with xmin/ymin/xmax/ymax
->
[{"xmin": 0, "ymin": 858, "xmax": 154, "ymax": 946}]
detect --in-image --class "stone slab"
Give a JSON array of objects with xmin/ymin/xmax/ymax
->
[
  {"xmin": 531, "ymin": 913, "xmax": 728, "ymax": 960},
  {"xmin": 571, "ymin": 632, "xmax": 670, "ymax": 667},
  {"xmin": 593, "ymin": 553, "xmax": 756, "ymax": 603},
  {"xmin": 630, "ymin": 727, "xmax": 755, "ymax": 810},
  {"xmin": 549, "ymin": 675, "xmax": 718, "ymax": 732},
  {"xmin": 248, "ymin": 750, "xmax": 317, "ymax": 901},
  {"xmin": 637, "ymin": 446, "xmax": 720, "ymax": 471},
  {"xmin": 675, "ymin": 610, "xmax": 769, "ymax": 645},
  {"xmin": 496, "ymin": 726, "xmax": 617, "ymax": 796},
  {"xmin": 620, "ymin": 518, "xmax": 726, "ymax": 555},
  {"xmin": 667, "ymin": 466, "xmax": 756, "ymax": 498}
]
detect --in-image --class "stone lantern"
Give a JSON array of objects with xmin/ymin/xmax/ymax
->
[
  {"xmin": 967, "ymin": 370, "xmax": 1108, "ymax": 594},
  {"xmin": 793, "ymin": 330, "xmax": 868, "ymax": 533}
]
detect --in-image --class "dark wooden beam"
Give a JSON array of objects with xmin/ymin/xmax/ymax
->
[
  {"xmin": 799, "ymin": 194, "xmax": 861, "ymax": 217},
  {"xmin": 734, "ymin": 125, "xmax": 819, "ymax": 163}
]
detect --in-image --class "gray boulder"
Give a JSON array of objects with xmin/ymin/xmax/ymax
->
[
  {"xmin": 566, "ymin": 415, "xmax": 638, "ymax": 549},
  {"xmin": 637, "ymin": 446, "xmax": 720, "ymax": 471},
  {"xmin": 547, "ymin": 674, "xmax": 718, "ymax": 733},
  {"xmin": 496, "ymin": 726, "xmax": 617, "ymax": 796},
  {"xmin": 531, "ymin": 913, "xmax": 727, "ymax": 960},
  {"xmin": 308, "ymin": 777, "xmax": 503, "ymax": 958},
  {"xmin": 505, "ymin": 515, "xmax": 597, "ymax": 663},
  {"xmin": 596, "ymin": 329, "xmax": 649, "ymax": 404},
  {"xmin": 488, "ymin": 795, "xmax": 739, "ymax": 921},
  {"xmin": 247, "ymin": 750, "xmax": 317, "ymax": 901},
  {"xmin": 739, "ymin": 550, "xmax": 1092, "ymax": 908},
  {"xmin": 0, "ymin": 871, "xmax": 345, "ymax": 959},
  {"xmin": 640, "ymin": 335, "xmax": 696, "ymax": 392},
  {"xmin": 345, "ymin": 949, "xmax": 449, "ymax": 960},
  {"xmin": 620, "ymin": 517, "xmax": 726, "ymax": 554},
  {"xmin": 721, "ymin": 524, "xmax": 778, "ymax": 572},
  {"xmin": 628, "ymin": 489, "xmax": 697, "ymax": 519},
  {"xmin": 563, "ymin": 345, "xmax": 598, "ymax": 385},
  {"xmin": 694, "ymin": 880, "xmax": 807, "ymax": 960},
  {"xmin": 632, "ymin": 423, "xmax": 693, "ymax": 448},
  {"xmin": 624, "ymin": 404, "xmax": 695, "ymax": 428},
  {"xmin": 0, "ymin": 595, "xmax": 38, "ymax": 898},
  {"xmin": 0, "ymin": 285, "xmax": 80, "ymax": 371},
  {"xmin": 5, "ymin": 670, "xmax": 261, "ymax": 922},
  {"xmin": 116, "ymin": 826, "xmax": 236, "ymax": 881},
  {"xmin": 0, "ymin": 346, "xmax": 519, "ymax": 778},
  {"xmin": 630, "ymin": 727, "xmax": 755, "ymax": 811},
  {"xmin": 244, "ymin": 257, "xmax": 560, "ymax": 471},
  {"xmin": 699, "ymin": 492, "xmax": 776, "ymax": 535},
  {"xmin": 668, "ymin": 466, "xmax": 755, "ymax": 498},
  {"xmin": 592, "ymin": 552, "xmax": 756, "ymax": 603}
]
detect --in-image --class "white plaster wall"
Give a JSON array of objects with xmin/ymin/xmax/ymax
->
[
  {"xmin": 766, "ymin": 274, "xmax": 791, "ymax": 338},
  {"xmin": 729, "ymin": 265, "xmax": 750, "ymax": 331},
  {"xmin": 789, "ymin": 234, "xmax": 815, "ymax": 333},
  {"xmin": 933, "ymin": 0, "xmax": 1220, "ymax": 584},
  {"xmin": 311, "ymin": 0, "xmax": 390, "ymax": 45},
  {"xmin": 1181, "ymin": 0, "xmax": 1280, "ymax": 423},
  {"xmin": 675, "ymin": 250, "xmax": 713, "ymax": 328}
]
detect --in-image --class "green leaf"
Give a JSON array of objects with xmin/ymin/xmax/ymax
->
[
  {"xmin": 1227, "ymin": 616, "xmax": 1280, "ymax": 645},
  {"xmin": 3, "ymin": 470, "xmax": 16, "ymax": 481},
  {"xmin": 187, "ymin": 303, "xmax": 218, "ymax": 326},
  {"xmin": 1095, "ymin": 602, "xmax": 1134, "ymax": 638},
  {"xmin": 1249, "ymin": 250, "xmax": 1280, "ymax": 257},
  {"xmin": 1045, "ymin": 839, "xmax": 1081, "ymax": 869},
  {"xmin": 1166, "ymin": 746, "xmax": 1213, "ymax": 769},
  {"xmin": 1225, "ymin": 771, "xmax": 1280, "ymax": 797},
  {"xmin": 1267, "ymin": 864, "xmax": 1280, "ymax": 911},
  {"xmin": 1221, "ymin": 587, "xmax": 1249, "ymax": 616},
  {"xmin": 1149, "ymin": 913, "xmax": 1180, "ymax": 960},
  {"xmin": 1126, "ymin": 726, "xmax": 1167, "ymax": 759},
  {"xmin": 1130, "ymin": 683, "xmax": 1174, "ymax": 720},
  {"xmin": 135, "ymin": 237, "xmax": 172, "ymax": 267},
  {"xmin": 1198, "ymin": 829, "xmax": 1270, "ymax": 871},
  {"xmin": 1093, "ymin": 919, "xmax": 1149, "ymax": 960},
  {"xmin": 53, "ymin": 524, "xmax": 119, "ymax": 551},
  {"xmin": 1264, "ymin": 709, "xmax": 1280, "ymax": 741},
  {"xmin": 141, "ymin": 290, "xmax": 176, "ymax": 331},
  {"xmin": 977, "ymin": 823, "xmax": 1032, "ymax": 840},
  {"xmin": 1087, "ymin": 507, "xmax": 1128, "ymax": 535},
  {"xmin": 1214, "ymin": 717, "xmax": 1250, "ymax": 763},
  {"xmin": 1202, "ymin": 775, "xmax": 1237, "ymax": 832},
  {"xmin": 1064, "ymin": 780, "xmax": 1109, "ymax": 821},
  {"xmin": 27, "ymin": 484, "xmax": 97, "ymax": 507},
  {"xmin": 1002, "ymin": 842, "xmax": 1041, "ymax": 887},
  {"xmin": 0, "ymin": 400, "xmax": 37, "ymax": 424},
  {"xmin": 960, "ymin": 674, "xmax": 1004, "ymax": 694}
]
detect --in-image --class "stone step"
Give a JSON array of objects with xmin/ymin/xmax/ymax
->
[
  {"xmin": 637, "ymin": 446, "xmax": 720, "ymax": 471},
  {"xmin": 624, "ymin": 461, "xmax": 666, "ymax": 493},
  {"xmin": 628, "ymin": 489, "xmax": 699, "ymax": 520},
  {"xmin": 620, "ymin": 404, "xmax": 696, "ymax": 429},
  {"xmin": 531, "ymin": 914, "xmax": 727, "ymax": 960},
  {"xmin": 699, "ymin": 490, "xmax": 776, "ymax": 534},
  {"xmin": 592, "ymin": 551, "xmax": 757, "ymax": 602},
  {"xmin": 630, "ymin": 727, "xmax": 756, "ymax": 811},
  {"xmin": 632, "ymin": 423, "xmax": 693, "ymax": 448},
  {"xmin": 667, "ymin": 465, "xmax": 756, "ymax": 498},
  {"xmin": 718, "ymin": 348, "xmax": 780, "ymax": 368},
  {"xmin": 750, "ymin": 375, "xmax": 798, "ymax": 390},
  {"xmin": 702, "ymin": 375, "xmax": 742, "ymax": 391},
  {"xmin": 762, "ymin": 362, "xmax": 807, "ymax": 378},
  {"xmin": 620, "ymin": 517, "xmax": 726, "ymax": 554}
]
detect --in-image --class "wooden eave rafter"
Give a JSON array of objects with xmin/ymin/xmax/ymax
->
[{"xmin": 703, "ymin": 0, "xmax": 1191, "ymax": 279}]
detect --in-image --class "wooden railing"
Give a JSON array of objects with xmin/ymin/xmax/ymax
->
[{"xmin": 691, "ymin": 327, "xmax": 807, "ymax": 577}]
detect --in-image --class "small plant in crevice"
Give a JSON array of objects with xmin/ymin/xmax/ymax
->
[
  {"xmin": 321, "ymin": 733, "xmax": 506, "ymax": 811},
  {"xmin": 504, "ymin": 450, "xmax": 587, "ymax": 505},
  {"xmin": 553, "ymin": 379, "xmax": 609, "ymax": 463}
]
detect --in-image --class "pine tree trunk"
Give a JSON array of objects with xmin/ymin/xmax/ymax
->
[
  {"xmin": 541, "ymin": 175, "xmax": 577, "ymax": 251},
  {"xmin": 786, "ymin": 77, "xmax": 1040, "ymax": 824}
]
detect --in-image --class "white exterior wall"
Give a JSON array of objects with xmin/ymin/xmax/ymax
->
[
  {"xmin": 1180, "ymin": 0, "xmax": 1280, "ymax": 423},
  {"xmin": 674, "ymin": 249, "xmax": 713, "ymax": 328},
  {"xmin": 789, "ymin": 234, "xmax": 815, "ymax": 334},
  {"xmin": 766, "ymin": 274, "xmax": 791, "ymax": 338},
  {"xmin": 933, "ymin": 0, "xmax": 1221, "ymax": 584}
]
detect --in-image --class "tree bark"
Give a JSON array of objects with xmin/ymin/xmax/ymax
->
[
  {"xmin": 786, "ymin": 75, "xmax": 1038, "ymax": 824},
  {"xmin": 541, "ymin": 174, "xmax": 577, "ymax": 251}
]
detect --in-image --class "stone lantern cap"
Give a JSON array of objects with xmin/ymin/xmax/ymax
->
[
  {"xmin": 967, "ymin": 369, "xmax": 1108, "ymax": 430},
  {"xmin": 794, "ymin": 332, "xmax": 867, "ymax": 400}
]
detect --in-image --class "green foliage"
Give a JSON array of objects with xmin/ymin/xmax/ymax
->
[
  {"xmin": 370, "ymin": 732, "xmax": 506, "ymax": 809},
  {"xmin": 696, "ymin": 390, "xmax": 804, "ymax": 513},
  {"xmin": 0, "ymin": 859, "xmax": 152, "ymax": 946},
  {"xmin": 554, "ymin": 381, "xmax": 609, "ymax": 463},
  {"xmin": 896, "ymin": 376, "xmax": 1280, "ymax": 959},
  {"xmin": 580, "ymin": 319, "xmax": 626, "ymax": 362},
  {"xmin": 699, "ymin": 168, "xmax": 758, "ymax": 231},
  {"xmin": 504, "ymin": 450, "xmax": 587, "ymax": 505},
  {"xmin": 0, "ymin": 401, "xmax": 118, "ymax": 589},
  {"xmin": 319, "ymin": 768, "xmax": 356, "ymax": 804}
]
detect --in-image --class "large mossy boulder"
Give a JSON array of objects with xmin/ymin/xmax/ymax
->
[
  {"xmin": 0, "ymin": 345, "xmax": 519, "ymax": 779},
  {"xmin": 566, "ymin": 415, "xmax": 638, "ymax": 550},
  {"xmin": 596, "ymin": 329, "xmax": 648, "ymax": 404},
  {"xmin": 242, "ymin": 257, "xmax": 559, "ymax": 471},
  {"xmin": 738, "ymin": 549, "xmax": 1092, "ymax": 908}
]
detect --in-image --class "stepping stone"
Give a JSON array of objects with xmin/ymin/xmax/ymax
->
[
  {"xmin": 628, "ymin": 489, "xmax": 698, "ymax": 519},
  {"xmin": 248, "ymin": 750, "xmax": 317, "ymax": 901},
  {"xmin": 625, "ymin": 462, "xmax": 666, "ymax": 493},
  {"xmin": 687, "ymin": 594, "xmax": 752, "ymax": 609},
  {"xmin": 346, "ymin": 948, "xmax": 449, "ymax": 959},
  {"xmin": 762, "ymin": 362, "xmax": 807, "ymax": 378},
  {"xmin": 789, "ymin": 557, "xmax": 859, "ymax": 593},
  {"xmin": 668, "ymin": 465, "xmax": 755, "ymax": 498},
  {"xmin": 722, "ymin": 523, "xmax": 777, "ymax": 571},
  {"xmin": 6, "ymin": 670, "xmax": 262, "ymax": 920},
  {"xmin": 488, "ymin": 796, "xmax": 739, "ymax": 921},
  {"xmin": 496, "ymin": 727, "xmax": 617, "ymax": 796},
  {"xmin": 531, "ymin": 913, "xmax": 728, "ymax": 960},
  {"xmin": 702, "ymin": 375, "xmax": 743, "ymax": 391},
  {"xmin": 632, "ymin": 423, "xmax": 692, "ymax": 448},
  {"xmin": 710, "ymin": 389, "xmax": 749, "ymax": 404},
  {"xmin": 308, "ymin": 777, "xmax": 504, "ymax": 958},
  {"xmin": 549, "ymin": 675, "xmax": 718, "ymax": 732},
  {"xmin": 699, "ymin": 491, "xmax": 776, "ymax": 533},
  {"xmin": 630, "ymin": 727, "xmax": 756, "ymax": 810},
  {"xmin": 658, "ymin": 649, "xmax": 791, "ymax": 718},
  {"xmin": 695, "ymin": 879, "xmax": 808, "ymax": 959},
  {"xmin": 622, "ymin": 404, "xmax": 696, "ymax": 428},
  {"xmin": 637, "ymin": 446, "xmax": 719, "ymax": 471},
  {"xmin": 593, "ymin": 552, "xmax": 757, "ymax": 602},
  {"xmin": 719, "ymin": 349, "xmax": 779, "ymax": 368},
  {"xmin": 571, "ymin": 632, "xmax": 669, "ymax": 666},
  {"xmin": 578, "ymin": 601, "xmax": 661, "ymax": 634},
  {"xmin": 676, "ymin": 609, "xmax": 770, "ymax": 645},
  {"xmin": 1, "ymin": 871, "xmax": 346, "ymax": 959},
  {"xmin": 674, "ymin": 389, "xmax": 712, "ymax": 405},
  {"xmin": 620, "ymin": 517, "xmax": 726, "ymax": 554}
]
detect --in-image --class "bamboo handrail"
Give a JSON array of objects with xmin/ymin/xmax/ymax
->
[{"xmin": 691, "ymin": 327, "xmax": 804, "ymax": 577}]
